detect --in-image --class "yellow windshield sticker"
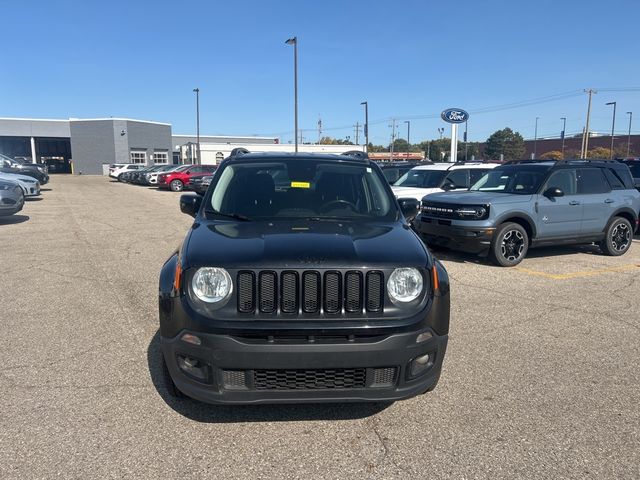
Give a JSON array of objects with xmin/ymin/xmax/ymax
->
[{"xmin": 291, "ymin": 181, "xmax": 310, "ymax": 189}]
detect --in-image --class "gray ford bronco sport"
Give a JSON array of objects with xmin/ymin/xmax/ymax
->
[{"xmin": 415, "ymin": 160, "xmax": 640, "ymax": 266}]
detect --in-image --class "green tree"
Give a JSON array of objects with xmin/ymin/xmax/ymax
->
[
  {"xmin": 540, "ymin": 150, "xmax": 564, "ymax": 160},
  {"xmin": 318, "ymin": 136, "xmax": 353, "ymax": 145},
  {"xmin": 484, "ymin": 128, "xmax": 525, "ymax": 160},
  {"xmin": 586, "ymin": 147, "xmax": 611, "ymax": 159},
  {"xmin": 459, "ymin": 142, "xmax": 480, "ymax": 161},
  {"xmin": 391, "ymin": 138, "xmax": 409, "ymax": 152},
  {"xmin": 367, "ymin": 143, "xmax": 387, "ymax": 152}
]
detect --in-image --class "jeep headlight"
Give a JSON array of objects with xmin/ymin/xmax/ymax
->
[
  {"xmin": 387, "ymin": 267, "xmax": 423, "ymax": 303},
  {"xmin": 191, "ymin": 267, "xmax": 232, "ymax": 303}
]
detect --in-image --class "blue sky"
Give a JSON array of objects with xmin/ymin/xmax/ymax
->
[{"xmin": 1, "ymin": 0, "xmax": 639, "ymax": 145}]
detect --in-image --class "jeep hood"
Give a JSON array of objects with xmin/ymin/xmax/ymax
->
[{"xmin": 184, "ymin": 220, "xmax": 429, "ymax": 269}]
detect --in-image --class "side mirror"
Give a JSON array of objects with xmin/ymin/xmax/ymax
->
[
  {"xmin": 543, "ymin": 187, "xmax": 564, "ymax": 198},
  {"xmin": 180, "ymin": 194, "xmax": 202, "ymax": 217},
  {"xmin": 442, "ymin": 181, "xmax": 456, "ymax": 191},
  {"xmin": 398, "ymin": 197, "xmax": 420, "ymax": 222}
]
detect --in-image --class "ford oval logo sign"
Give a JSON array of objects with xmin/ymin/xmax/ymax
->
[{"xmin": 441, "ymin": 108, "xmax": 469, "ymax": 124}]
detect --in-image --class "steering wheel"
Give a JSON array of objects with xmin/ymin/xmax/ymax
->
[{"xmin": 319, "ymin": 199, "xmax": 358, "ymax": 213}]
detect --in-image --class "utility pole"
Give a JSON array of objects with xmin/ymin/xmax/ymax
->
[
  {"xmin": 626, "ymin": 112, "xmax": 633, "ymax": 157},
  {"xmin": 464, "ymin": 120, "xmax": 468, "ymax": 161},
  {"xmin": 533, "ymin": 117, "xmax": 539, "ymax": 159},
  {"xmin": 606, "ymin": 101, "xmax": 616, "ymax": 159},
  {"xmin": 193, "ymin": 88, "xmax": 200, "ymax": 164},
  {"xmin": 404, "ymin": 120, "xmax": 410, "ymax": 159},
  {"xmin": 560, "ymin": 117, "xmax": 567, "ymax": 158},
  {"xmin": 285, "ymin": 37, "xmax": 298, "ymax": 152},
  {"xmin": 353, "ymin": 122, "xmax": 361, "ymax": 145},
  {"xmin": 317, "ymin": 116, "xmax": 322, "ymax": 143},
  {"xmin": 389, "ymin": 118, "xmax": 397, "ymax": 162},
  {"xmin": 582, "ymin": 88, "xmax": 596, "ymax": 158},
  {"xmin": 360, "ymin": 101, "xmax": 369, "ymax": 152}
]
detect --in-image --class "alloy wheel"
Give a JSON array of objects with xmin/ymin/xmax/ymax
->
[
  {"xmin": 611, "ymin": 223, "xmax": 631, "ymax": 252},
  {"xmin": 501, "ymin": 230, "xmax": 525, "ymax": 262}
]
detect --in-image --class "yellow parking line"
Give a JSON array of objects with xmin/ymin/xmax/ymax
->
[{"xmin": 514, "ymin": 264, "xmax": 640, "ymax": 280}]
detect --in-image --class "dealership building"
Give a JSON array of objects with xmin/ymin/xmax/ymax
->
[{"xmin": 0, "ymin": 117, "xmax": 364, "ymax": 175}]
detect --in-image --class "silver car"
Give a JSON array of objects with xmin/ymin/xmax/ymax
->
[
  {"xmin": 0, "ymin": 179, "xmax": 25, "ymax": 216},
  {"xmin": 0, "ymin": 172, "xmax": 41, "ymax": 197}
]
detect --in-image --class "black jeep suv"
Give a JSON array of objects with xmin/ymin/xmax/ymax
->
[{"xmin": 159, "ymin": 152, "xmax": 450, "ymax": 404}]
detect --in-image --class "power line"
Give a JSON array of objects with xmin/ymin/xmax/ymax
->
[{"xmin": 256, "ymin": 87, "xmax": 640, "ymax": 138}]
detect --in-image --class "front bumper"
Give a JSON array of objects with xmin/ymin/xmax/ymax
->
[
  {"xmin": 0, "ymin": 190, "xmax": 24, "ymax": 216},
  {"xmin": 161, "ymin": 328, "xmax": 447, "ymax": 404},
  {"xmin": 416, "ymin": 215, "xmax": 495, "ymax": 254},
  {"xmin": 24, "ymin": 184, "xmax": 40, "ymax": 197}
]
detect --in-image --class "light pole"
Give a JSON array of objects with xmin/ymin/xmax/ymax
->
[
  {"xmin": 404, "ymin": 120, "xmax": 410, "ymax": 158},
  {"xmin": 533, "ymin": 117, "xmax": 539, "ymax": 159},
  {"xmin": 193, "ymin": 88, "xmax": 200, "ymax": 165},
  {"xmin": 464, "ymin": 120, "xmax": 468, "ymax": 161},
  {"xmin": 626, "ymin": 111, "xmax": 633, "ymax": 157},
  {"xmin": 285, "ymin": 37, "xmax": 298, "ymax": 152},
  {"xmin": 438, "ymin": 127, "xmax": 444, "ymax": 140},
  {"xmin": 360, "ymin": 101, "xmax": 369, "ymax": 152},
  {"xmin": 606, "ymin": 101, "xmax": 616, "ymax": 159},
  {"xmin": 560, "ymin": 117, "xmax": 566, "ymax": 158}
]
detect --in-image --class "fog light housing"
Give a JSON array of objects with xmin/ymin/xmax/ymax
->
[
  {"xmin": 177, "ymin": 354, "xmax": 211, "ymax": 383},
  {"xmin": 409, "ymin": 353, "xmax": 434, "ymax": 378}
]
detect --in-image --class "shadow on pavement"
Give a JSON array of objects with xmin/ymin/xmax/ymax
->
[
  {"xmin": 26, "ymin": 197, "xmax": 43, "ymax": 202},
  {"xmin": 0, "ymin": 214, "xmax": 29, "ymax": 225},
  {"xmin": 40, "ymin": 188, "xmax": 52, "ymax": 191},
  {"xmin": 147, "ymin": 330, "xmax": 392, "ymax": 423},
  {"xmin": 430, "ymin": 243, "xmax": 606, "ymax": 265}
]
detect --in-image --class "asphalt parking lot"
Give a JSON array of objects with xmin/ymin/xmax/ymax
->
[{"xmin": 1, "ymin": 175, "xmax": 639, "ymax": 479}]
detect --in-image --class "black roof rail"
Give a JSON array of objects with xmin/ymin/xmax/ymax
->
[
  {"xmin": 229, "ymin": 147, "xmax": 250, "ymax": 158},
  {"xmin": 341, "ymin": 150, "xmax": 369, "ymax": 160},
  {"xmin": 503, "ymin": 159, "xmax": 558, "ymax": 165}
]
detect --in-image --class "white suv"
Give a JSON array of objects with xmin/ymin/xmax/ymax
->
[
  {"xmin": 391, "ymin": 162, "xmax": 500, "ymax": 202},
  {"xmin": 109, "ymin": 164, "xmax": 143, "ymax": 180}
]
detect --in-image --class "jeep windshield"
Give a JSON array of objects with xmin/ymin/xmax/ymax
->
[
  {"xmin": 394, "ymin": 169, "xmax": 446, "ymax": 188},
  {"xmin": 470, "ymin": 165, "xmax": 551, "ymax": 194},
  {"xmin": 207, "ymin": 159, "xmax": 396, "ymax": 221}
]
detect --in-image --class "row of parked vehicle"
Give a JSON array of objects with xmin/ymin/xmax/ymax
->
[
  {"xmin": 0, "ymin": 153, "xmax": 50, "ymax": 218},
  {"xmin": 108, "ymin": 163, "xmax": 217, "ymax": 194},
  {"xmin": 384, "ymin": 158, "xmax": 640, "ymax": 266}
]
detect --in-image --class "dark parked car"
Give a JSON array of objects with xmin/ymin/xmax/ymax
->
[
  {"xmin": 0, "ymin": 154, "xmax": 49, "ymax": 185},
  {"xmin": 378, "ymin": 161, "xmax": 433, "ymax": 184},
  {"xmin": 619, "ymin": 158, "xmax": 640, "ymax": 191},
  {"xmin": 159, "ymin": 152, "xmax": 450, "ymax": 404},
  {"xmin": 187, "ymin": 174, "xmax": 214, "ymax": 194},
  {"xmin": 0, "ymin": 179, "xmax": 25, "ymax": 217}
]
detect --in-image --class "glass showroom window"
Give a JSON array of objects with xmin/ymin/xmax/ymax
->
[
  {"xmin": 153, "ymin": 151, "xmax": 168, "ymax": 164},
  {"xmin": 130, "ymin": 150, "xmax": 147, "ymax": 164}
]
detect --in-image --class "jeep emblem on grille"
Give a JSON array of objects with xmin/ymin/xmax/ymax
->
[{"xmin": 441, "ymin": 108, "xmax": 469, "ymax": 124}]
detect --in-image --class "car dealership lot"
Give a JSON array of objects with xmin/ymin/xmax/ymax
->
[{"xmin": 1, "ymin": 176, "xmax": 639, "ymax": 479}]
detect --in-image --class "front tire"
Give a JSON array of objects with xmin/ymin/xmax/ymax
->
[
  {"xmin": 600, "ymin": 216, "xmax": 633, "ymax": 256},
  {"xmin": 162, "ymin": 355, "xmax": 186, "ymax": 399},
  {"xmin": 170, "ymin": 179, "xmax": 184, "ymax": 192},
  {"xmin": 489, "ymin": 222, "xmax": 529, "ymax": 267}
]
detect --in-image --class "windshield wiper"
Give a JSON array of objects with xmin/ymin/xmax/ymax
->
[{"xmin": 207, "ymin": 209, "xmax": 252, "ymax": 221}]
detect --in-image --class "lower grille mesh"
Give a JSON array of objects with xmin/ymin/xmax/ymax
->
[{"xmin": 253, "ymin": 368, "xmax": 366, "ymax": 390}]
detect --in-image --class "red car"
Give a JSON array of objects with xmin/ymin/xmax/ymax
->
[{"xmin": 157, "ymin": 165, "xmax": 217, "ymax": 192}]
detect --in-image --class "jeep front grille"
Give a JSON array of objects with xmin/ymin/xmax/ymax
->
[
  {"xmin": 253, "ymin": 368, "xmax": 367, "ymax": 390},
  {"xmin": 236, "ymin": 270, "xmax": 384, "ymax": 315}
]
